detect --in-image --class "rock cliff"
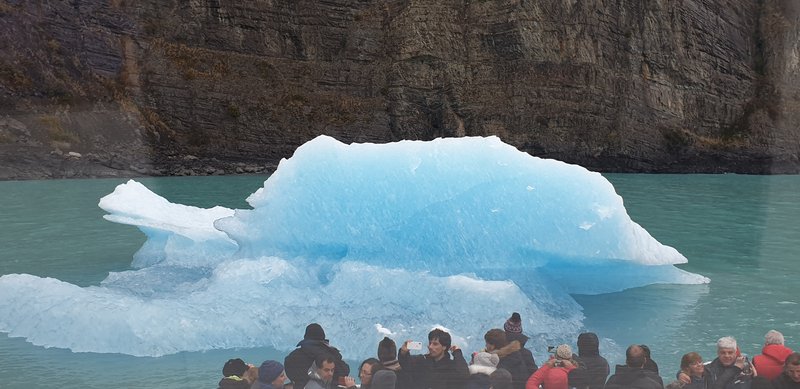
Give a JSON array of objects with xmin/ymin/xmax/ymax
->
[{"xmin": 1, "ymin": 0, "xmax": 798, "ymax": 179}]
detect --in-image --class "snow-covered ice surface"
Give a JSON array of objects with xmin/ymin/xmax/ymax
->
[{"xmin": 0, "ymin": 135, "xmax": 708, "ymax": 357}]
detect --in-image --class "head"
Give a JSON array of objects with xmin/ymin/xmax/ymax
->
[
  {"xmin": 577, "ymin": 332, "xmax": 600, "ymax": 356},
  {"xmin": 315, "ymin": 356, "xmax": 336, "ymax": 383},
  {"xmin": 680, "ymin": 352, "xmax": 704, "ymax": 377},
  {"xmin": 378, "ymin": 337, "xmax": 397, "ymax": 362},
  {"xmin": 484, "ymin": 329, "xmax": 509, "ymax": 352},
  {"xmin": 304, "ymin": 323, "xmax": 326, "ymax": 341},
  {"xmin": 359, "ymin": 358, "xmax": 381, "ymax": 386},
  {"xmin": 472, "ymin": 351, "xmax": 500, "ymax": 369},
  {"xmin": 716, "ymin": 337, "xmax": 738, "ymax": 366},
  {"xmin": 764, "ymin": 330, "xmax": 785, "ymax": 346},
  {"xmin": 504, "ymin": 312, "xmax": 522, "ymax": 334},
  {"xmin": 555, "ymin": 344, "xmax": 573, "ymax": 361},
  {"xmin": 785, "ymin": 353, "xmax": 800, "ymax": 383},
  {"xmin": 428, "ymin": 328, "xmax": 452, "ymax": 360},
  {"xmin": 489, "ymin": 368, "xmax": 514, "ymax": 389},
  {"xmin": 626, "ymin": 345, "xmax": 646, "ymax": 368},
  {"xmin": 258, "ymin": 360, "xmax": 286, "ymax": 388},
  {"xmin": 222, "ymin": 358, "xmax": 249, "ymax": 378}
]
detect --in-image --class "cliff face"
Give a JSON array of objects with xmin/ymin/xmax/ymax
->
[{"xmin": 1, "ymin": 0, "xmax": 798, "ymax": 179}]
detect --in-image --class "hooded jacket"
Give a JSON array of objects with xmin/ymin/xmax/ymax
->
[
  {"xmin": 753, "ymin": 344, "xmax": 794, "ymax": 381},
  {"xmin": 492, "ymin": 340, "xmax": 533, "ymax": 389},
  {"xmin": 285, "ymin": 339, "xmax": 350, "ymax": 389},
  {"xmin": 704, "ymin": 358, "xmax": 751, "ymax": 389},
  {"xmin": 505, "ymin": 332, "xmax": 538, "ymax": 377},
  {"xmin": 604, "ymin": 365, "xmax": 664, "ymax": 389},
  {"xmin": 568, "ymin": 332, "xmax": 609, "ymax": 389}
]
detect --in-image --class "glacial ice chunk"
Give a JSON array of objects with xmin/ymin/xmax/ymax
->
[{"xmin": 0, "ymin": 135, "xmax": 708, "ymax": 357}]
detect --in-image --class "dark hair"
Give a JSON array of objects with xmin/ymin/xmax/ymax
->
[
  {"xmin": 626, "ymin": 345, "xmax": 646, "ymax": 368},
  {"xmin": 484, "ymin": 329, "xmax": 509, "ymax": 348},
  {"xmin": 786, "ymin": 352, "xmax": 800, "ymax": 367},
  {"xmin": 359, "ymin": 358, "xmax": 380, "ymax": 376},
  {"xmin": 680, "ymin": 352, "xmax": 702, "ymax": 371},
  {"xmin": 639, "ymin": 344, "xmax": 652, "ymax": 358},
  {"xmin": 315, "ymin": 355, "xmax": 336, "ymax": 368},
  {"xmin": 222, "ymin": 358, "xmax": 248, "ymax": 377},
  {"xmin": 378, "ymin": 337, "xmax": 397, "ymax": 362},
  {"xmin": 428, "ymin": 328, "xmax": 452, "ymax": 349}
]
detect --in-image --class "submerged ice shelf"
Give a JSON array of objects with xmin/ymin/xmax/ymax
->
[{"xmin": 0, "ymin": 135, "xmax": 708, "ymax": 357}]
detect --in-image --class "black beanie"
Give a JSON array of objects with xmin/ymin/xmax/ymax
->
[
  {"xmin": 378, "ymin": 337, "xmax": 397, "ymax": 362},
  {"xmin": 304, "ymin": 323, "xmax": 326, "ymax": 341},
  {"xmin": 223, "ymin": 358, "xmax": 248, "ymax": 377}
]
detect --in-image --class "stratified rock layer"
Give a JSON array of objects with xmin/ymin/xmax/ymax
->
[{"xmin": 1, "ymin": 0, "xmax": 798, "ymax": 178}]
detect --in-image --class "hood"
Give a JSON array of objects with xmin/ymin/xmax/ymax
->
[
  {"xmin": 577, "ymin": 332, "xmax": 600, "ymax": 357},
  {"xmin": 493, "ymin": 340, "xmax": 522, "ymax": 358},
  {"xmin": 506, "ymin": 332, "xmax": 529, "ymax": 347},
  {"xmin": 762, "ymin": 344, "xmax": 793, "ymax": 362},
  {"xmin": 307, "ymin": 361, "xmax": 329, "ymax": 384}
]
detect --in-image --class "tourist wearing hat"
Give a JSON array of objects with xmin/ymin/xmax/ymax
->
[
  {"xmin": 284, "ymin": 323, "xmax": 350, "ymax": 389},
  {"xmin": 503, "ymin": 312, "xmax": 538, "ymax": 378},
  {"xmin": 485, "ymin": 328, "xmax": 532, "ymax": 389},
  {"xmin": 378, "ymin": 336, "xmax": 413, "ymax": 389},
  {"xmin": 525, "ymin": 344, "xmax": 577, "ymax": 389},
  {"xmin": 218, "ymin": 358, "xmax": 258, "ymax": 389},
  {"xmin": 254, "ymin": 360, "xmax": 289, "ymax": 389},
  {"xmin": 467, "ymin": 351, "xmax": 501, "ymax": 389}
]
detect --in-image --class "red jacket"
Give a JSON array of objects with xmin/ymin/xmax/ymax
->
[
  {"xmin": 753, "ymin": 344, "xmax": 793, "ymax": 380},
  {"xmin": 525, "ymin": 362, "xmax": 575, "ymax": 389}
]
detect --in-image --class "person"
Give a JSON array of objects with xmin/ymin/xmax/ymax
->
[
  {"xmin": 379, "ymin": 336, "xmax": 413, "ymax": 389},
  {"xmin": 772, "ymin": 352, "xmax": 800, "ymax": 389},
  {"xmin": 491, "ymin": 368, "xmax": 514, "ymax": 389},
  {"xmin": 305, "ymin": 356, "xmax": 337, "ymax": 389},
  {"xmin": 754, "ymin": 330, "xmax": 794, "ymax": 381},
  {"xmin": 285, "ymin": 323, "xmax": 350, "ymax": 389},
  {"xmin": 691, "ymin": 336, "xmax": 754, "ymax": 389},
  {"xmin": 358, "ymin": 358, "xmax": 382, "ymax": 389},
  {"xmin": 503, "ymin": 313, "xmax": 538, "ymax": 377},
  {"xmin": 525, "ymin": 344, "xmax": 577, "ymax": 389},
  {"xmin": 254, "ymin": 360, "xmax": 289, "ymax": 389},
  {"xmin": 568, "ymin": 332, "xmax": 610, "ymax": 389},
  {"xmin": 604, "ymin": 344, "xmax": 664, "ymax": 389},
  {"xmin": 641, "ymin": 344, "xmax": 660, "ymax": 374},
  {"xmin": 467, "ymin": 351, "xmax": 500, "ymax": 389},
  {"xmin": 371, "ymin": 369, "xmax": 398, "ymax": 389},
  {"xmin": 219, "ymin": 358, "xmax": 258, "ymax": 389},
  {"xmin": 485, "ymin": 328, "xmax": 532, "ymax": 389},
  {"xmin": 398, "ymin": 327, "xmax": 469, "ymax": 389},
  {"xmin": 674, "ymin": 352, "xmax": 709, "ymax": 389}
]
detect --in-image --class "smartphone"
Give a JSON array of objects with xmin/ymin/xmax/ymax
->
[{"xmin": 408, "ymin": 341, "xmax": 423, "ymax": 350}]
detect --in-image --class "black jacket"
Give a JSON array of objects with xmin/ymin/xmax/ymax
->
[
  {"xmin": 705, "ymin": 358, "xmax": 752, "ymax": 389},
  {"xmin": 604, "ymin": 365, "xmax": 664, "ymax": 389},
  {"xmin": 506, "ymin": 332, "xmax": 538, "ymax": 377},
  {"xmin": 493, "ymin": 341, "xmax": 533, "ymax": 389},
  {"xmin": 284, "ymin": 339, "xmax": 350, "ymax": 389},
  {"xmin": 569, "ymin": 332, "xmax": 609, "ymax": 389},
  {"xmin": 772, "ymin": 373, "xmax": 800, "ymax": 389},
  {"xmin": 398, "ymin": 349, "xmax": 469, "ymax": 389}
]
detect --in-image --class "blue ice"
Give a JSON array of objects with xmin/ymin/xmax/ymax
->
[{"xmin": 0, "ymin": 135, "xmax": 708, "ymax": 357}]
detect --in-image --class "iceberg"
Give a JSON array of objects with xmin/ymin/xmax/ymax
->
[{"xmin": 0, "ymin": 135, "xmax": 708, "ymax": 358}]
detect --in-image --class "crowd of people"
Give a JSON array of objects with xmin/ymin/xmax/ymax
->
[{"xmin": 218, "ymin": 314, "xmax": 798, "ymax": 389}]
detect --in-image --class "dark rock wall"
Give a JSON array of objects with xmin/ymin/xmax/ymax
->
[{"xmin": 0, "ymin": 0, "xmax": 798, "ymax": 179}]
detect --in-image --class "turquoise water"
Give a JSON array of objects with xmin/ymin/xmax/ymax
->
[{"xmin": 0, "ymin": 174, "xmax": 797, "ymax": 388}]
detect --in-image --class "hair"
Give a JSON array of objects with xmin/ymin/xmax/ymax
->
[
  {"xmin": 680, "ymin": 352, "xmax": 703, "ymax": 371},
  {"xmin": 359, "ymin": 358, "xmax": 380, "ymax": 375},
  {"xmin": 428, "ymin": 328, "xmax": 452, "ymax": 349},
  {"xmin": 764, "ymin": 330, "xmax": 785, "ymax": 346},
  {"xmin": 640, "ymin": 344, "xmax": 652, "ymax": 358},
  {"xmin": 786, "ymin": 352, "xmax": 800, "ymax": 368},
  {"xmin": 717, "ymin": 336, "xmax": 737, "ymax": 350},
  {"xmin": 626, "ymin": 345, "xmax": 646, "ymax": 368},
  {"xmin": 377, "ymin": 337, "xmax": 397, "ymax": 362},
  {"xmin": 484, "ymin": 329, "xmax": 509, "ymax": 348},
  {"xmin": 315, "ymin": 355, "xmax": 336, "ymax": 368}
]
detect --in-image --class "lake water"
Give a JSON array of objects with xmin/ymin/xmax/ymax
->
[{"xmin": 0, "ymin": 174, "xmax": 797, "ymax": 388}]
